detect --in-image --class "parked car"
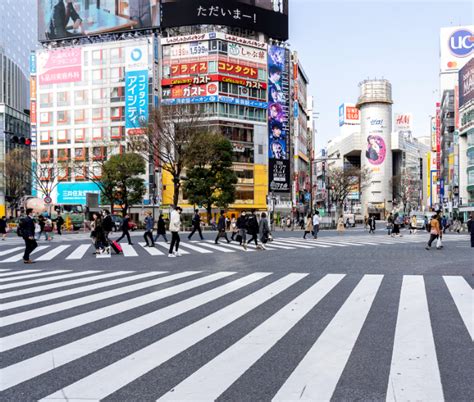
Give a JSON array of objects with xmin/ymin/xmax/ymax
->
[{"xmin": 111, "ymin": 215, "xmax": 137, "ymax": 232}]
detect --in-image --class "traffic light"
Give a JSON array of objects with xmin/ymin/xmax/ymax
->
[{"xmin": 11, "ymin": 136, "xmax": 32, "ymax": 146}]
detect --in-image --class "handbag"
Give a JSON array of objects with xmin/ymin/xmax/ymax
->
[
  {"xmin": 436, "ymin": 237, "xmax": 443, "ymax": 249},
  {"xmin": 44, "ymin": 225, "xmax": 53, "ymax": 233}
]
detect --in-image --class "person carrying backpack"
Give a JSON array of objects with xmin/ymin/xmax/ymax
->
[
  {"xmin": 143, "ymin": 211, "xmax": 155, "ymax": 247},
  {"xmin": 20, "ymin": 209, "xmax": 37, "ymax": 264},
  {"xmin": 425, "ymin": 212, "xmax": 441, "ymax": 250},
  {"xmin": 188, "ymin": 209, "xmax": 204, "ymax": 241},
  {"xmin": 56, "ymin": 213, "xmax": 64, "ymax": 235}
]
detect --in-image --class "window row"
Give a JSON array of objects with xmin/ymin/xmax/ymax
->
[
  {"xmin": 219, "ymin": 82, "xmax": 266, "ymax": 101},
  {"xmin": 39, "ymin": 107, "xmax": 125, "ymax": 126},
  {"xmin": 39, "ymin": 126, "xmax": 125, "ymax": 144},
  {"xmin": 39, "ymin": 87, "xmax": 125, "ymax": 108},
  {"xmin": 218, "ymin": 104, "xmax": 266, "ymax": 123}
]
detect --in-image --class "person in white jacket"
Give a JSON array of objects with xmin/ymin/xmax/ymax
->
[{"xmin": 168, "ymin": 206, "xmax": 182, "ymax": 257}]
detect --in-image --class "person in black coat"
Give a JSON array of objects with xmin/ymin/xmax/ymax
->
[
  {"xmin": 215, "ymin": 210, "xmax": 231, "ymax": 244},
  {"xmin": 48, "ymin": 0, "xmax": 83, "ymax": 39},
  {"xmin": 154, "ymin": 214, "xmax": 168, "ymax": 243},
  {"xmin": 116, "ymin": 214, "xmax": 133, "ymax": 245},
  {"xmin": 467, "ymin": 213, "xmax": 473, "ymax": 248},
  {"xmin": 102, "ymin": 210, "xmax": 114, "ymax": 245},
  {"xmin": 188, "ymin": 209, "xmax": 204, "ymax": 240},
  {"xmin": 246, "ymin": 210, "xmax": 259, "ymax": 246},
  {"xmin": 21, "ymin": 209, "xmax": 38, "ymax": 264},
  {"xmin": 0, "ymin": 216, "xmax": 7, "ymax": 240},
  {"xmin": 56, "ymin": 213, "xmax": 64, "ymax": 235}
]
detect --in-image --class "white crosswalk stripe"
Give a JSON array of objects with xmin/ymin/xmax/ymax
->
[
  {"xmin": 66, "ymin": 244, "xmax": 91, "ymax": 260},
  {"xmin": 0, "ymin": 245, "xmax": 49, "ymax": 263},
  {"xmin": 0, "ymin": 268, "xmax": 470, "ymax": 401}
]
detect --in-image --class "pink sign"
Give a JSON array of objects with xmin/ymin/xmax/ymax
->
[
  {"xmin": 365, "ymin": 135, "xmax": 386, "ymax": 166},
  {"xmin": 38, "ymin": 48, "xmax": 82, "ymax": 85}
]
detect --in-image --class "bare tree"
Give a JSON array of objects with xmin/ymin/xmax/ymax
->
[
  {"xmin": 3, "ymin": 148, "xmax": 31, "ymax": 215},
  {"xmin": 392, "ymin": 174, "xmax": 420, "ymax": 213},
  {"xmin": 131, "ymin": 104, "xmax": 214, "ymax": 207},
  {"xmin": 326, "ymin": 166, "xmax": 371, "ymax": 217}
]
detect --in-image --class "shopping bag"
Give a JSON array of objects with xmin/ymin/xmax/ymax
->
[{"xmin": 436, "ymin": 237, "xmax": 443, "ymax": 249}]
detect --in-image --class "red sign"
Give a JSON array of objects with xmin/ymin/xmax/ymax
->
[
  {"xmin": 436, "ymin": 102, "xmax": 441, "ymax": 197},
  {"xmin": 30, "ymin": 101, "xmax": 37, "ymax": 125},
  {"xmin": 171, "ymin": 62, "xmax": 208, "ymax": 76},
  {"xmin": 162, "ymin": 74, "xmax": 266, "ymax": 89},
  {"xmin": 163, "ymin": 82, "xmax": 219, "ymax": 99},
  {"xmin": 218, "ymin": 61, "xmax": 258, "ymax": 79},
  {"xmin": 346, "ymin": 106, "xmax": 359, "ymax": 121}
]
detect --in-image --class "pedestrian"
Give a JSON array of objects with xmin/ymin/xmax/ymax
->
[
  {"xmin": 154, "ymin": 214, "xmax": 169, "ymax": 243},
  {"xmin": 337, "ymin": 215, "xmax": 345, "ymax": 234},
  {"xmin": 215, "ymin": 210, "xmax": 231, "ymax": 244},
  {"xmin": 246, "ymin": 210, "xmax": 259, "ymax": 247},
  {"xmin": 364, "ymin": 215, "xmax": 369, "ymax": 230},
  {"xmin": 259, "ymin": 212, "xmax": 270, "ymax": 250},
  {"xmin": 56, "ymin": 213, "xmax": 64, "ymax": 235},
  {"xmin": 312, "ymin": 210, "xmax": 320, "ymax": 239},
  {"xmin": 116, "ymin": 214, "xmax": 133, "ymax": 245},
  {"xmin": 441, "ymin": 215, "xmax": 448, "ymax": 234},
  {"xmin": 19, "ymin": 209, "xmax": 37, "ymax": 264},
  {"xmin": 467, "ymin": 213, "xmax": 473, "ymax": 248},
  {"xmin": 0, "ymin": 216, "xmax": 7, "ymax": 240},
  {"xmin": 188, "ymin": 209, "xmax": 204, "ymax": 240},
  {"xmin": 392, "ymin": 213, "xmax": 401, "ymax": 237},
  {"xmin": 386, "ymin": 213, "xmax": 394, "ymax": 236},
  {"xmin": 44, "ymin": 218, "xmax": 53, "ymax": 241},
  {"xmin": 38, "ymin": 215, "xmax": 46, "ymax": 240},
  {"xmin": 102, "ymin": 210, "xmax": 114, "ymax": 245},
  {"xmin": 426, "ymin": 212, "xmax": 442, "ymax": 250},
  {"xmin": 409, "ymin": 215, "xmax": 418, "ymax": 234},
  {"xmin": 168, "ymin": 206, "xmax": 182, "ymax": 257},
  {"xmin": 286, "ymin": 216, "xmax": 292, "ymax": 231},
  {"xmin": 94, "ymin": 213, "xmax": 108, "ymax": 254},
  {"xmin": 143, "ymin": 211, "xmax": 155, "ymax": 247},
  {"xmin": 346, "ymin": 217, "xmax": 350, "ymax": 228},
  {"xmin": 436, "ymin": 211, "xmax": 444, "ymax": 248},
  {"xmin": 303, "ymin": 213, "xmax": 313, "ymax": 239},
  {"xmin": 34, "ymin": 219, "xmax": 41, "ymax": 240},
  {"xmin": 236, "ymin": 211, "xmax": 248, "ymax": 250},
  {"xmin": 369, "ymin": 215, "xmax": 376, "ymax": 234},
  {"xmin": 230, "ymin": 215, "xmax": 238, "ymax": 241}
]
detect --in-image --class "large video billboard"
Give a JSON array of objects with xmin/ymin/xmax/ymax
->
[
  {"xmin": 440, "ymin": 26, "xmax": 473, "ymax": 73},
  {"xmin": 38, "ymin": 0, "xmax": 160, "ymax": 42},
  {"xmin": 161, "ymin": 0, "xmax": 289, "ymax": 41},
  {"xmin": 459, "ymin": 57, "xmax": 474, "ymax": 109}
]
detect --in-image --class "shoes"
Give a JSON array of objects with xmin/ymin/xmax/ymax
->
[
  {"xmin": 227, "ymin": 240, "xmax": 231, "ymax": 243},
  {"xmin": 23, "ymin": 260, "xmax": 35, "ymax": 264},
  {"xmin": 175, "ymin": 251, "xmax": 182, "ymax": 257},
  {"xmin": 425, "ymin": 247, "xmax": 430, "ymax": 250},
  {"xmin": 243, "ymin": 243, "xmax": 247, "ymax": 250},
  {"xmin": 168, "ymin": 253, "xmax": 176, "ymax": 258},
  {"xmin": 187, "ymin": 237, "xmax": 191, "ymax": 240},
  {"xmin": 129, "ymin": 243, "xmax": 134, "ymax": 245},
  {"xmin": 215, "ymin": 242, "xmax": 219, "ymax": 244}
]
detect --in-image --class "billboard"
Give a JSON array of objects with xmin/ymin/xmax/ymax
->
[
  {"xmin": 38, "ymin": 0, "xmax": 160, "ymax": 42},
  {"xmin": 394, "ymin": 113, "xmax": 413, "ymax": 133},
  {"xmin": 268, "ymin": 45, "xmax": 290, "ymax": 193},
  {"xmin": 161, "ymin": 0, "xmax": 289, "ymax": 41},
  {"xmin": 57, "ymin": 182, "xmax": 101, "ymax": 204},
  {"xmin": 459, "ymin": 57, "xmax": 474, "ymax": 108},
  {"xmin": 440, "ymin": 26, "xmax": 474, "ymax": 73},
  {"xmin": 339, "ymin": 103, "xmax": 360, "ymax": 127},
  {"xmin": 37, "ymin": 48, "xmax": 82, "ymax": 85}
]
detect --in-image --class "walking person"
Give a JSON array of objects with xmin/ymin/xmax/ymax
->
[
  {"xmin": 391, "ymin": 213, "xmax": 401, "ymax": 237},
  {"xmin": 426, "ymin": 212, "xmax": 442, "ymax": 250},
  {"xmin": 247, "ymin": 210, "xmax": 260, "ymax": 247},
  {"xmin": 259, "ymin": 212, "xmax": 270, "ymax": 250},
  {"xmin": 369, "ymin": 215, "xmax": 376, "ymax": 234},
  {"xmin": 56, "ymin": 213, "xmax": 64, "ymax": 235},
  {"xmin": 0, "ymin": 216, "xmax": 7, "ymax": 240},
  {"xmin": 236, "ymin": 211, "xmax": 248, "ymax": 250},
  {"xmin": 188, "ymin": 209, "xmax": 204, "ymax": 240},
  {"xmin": 467, "ymin": 213, "xmax": 473, "ymax": 248},
  {"xmin": 215, "ymin": 210, "xmax": 231, "ymax": 244},
  {"xmin": 44, "ymin": 218, "xmax": 53, "ymax": 241},
  {"xmin": 386, "ymin": 213, "xmax": 394, "ymax": 236},
  {"xmin": 409, "ymin": 215, "xmax": 417, "ymax": 234},
  {"xmin": 168, "ymin": 206, "xmax": 182, "ymax": 257},
  {"xmin": 34, "ymin": 219, "xmax": 41, "ymax": 241},
  {"xmin": 38, "ymin": 215, "xmax": 46, "ymax": 241},
  {"xmin": 116, "ymin": 214, "xmax": 133, "ymax": 245},
  {"xmin": 20, "ymin": 209, "xmax": 37, "ymax": 264},
  {"xmin": 364, "ymin": 215, "xmax": 369, "ymax": 231},
  {"xmin": 143, "ymin": 211, "xmax": 155, "ymax": 247},
  {"xmin": 154, "ymin": 214, "xmax": 168, "ymax": 243},
  {"xmin": 337, "ymin": 214, "xmax": 345, "ymax": 234},
  {"xmin": 303, "ymin": 213, "xmax": 313, "ymax": 239},
  {"xmin": 312, "ymin": 210, "xmax": 320, "ymax": 239},
  {"xmin": 230, "ymin": 215, "xmax": 238, "ymax": 241},
  {"xmin": 102, "ymin": 210, "xmax": 114, "ymax": 246}
]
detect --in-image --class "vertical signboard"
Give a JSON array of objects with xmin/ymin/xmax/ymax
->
[
  {"xmin": 30, "ymin": 51, "xmax": 37, "ymax": 150},
  {"xmin": 125, "ymin": 45, "xmax": 149, "ymax": 135},
  {"xmin": 430, "ymin": 116, "xmax": 437, "ymax": 152},
  {"xmin": 268, "ymin": 45, "xmax": 290, "ymax": 193},
  {"xmin": 435, "ymin": 102, "xmax": 441, "ymax": 198}
]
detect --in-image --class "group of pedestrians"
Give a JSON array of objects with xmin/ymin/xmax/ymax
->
[{"xmin": 303, "ymin": 211, "xmax": 321, "ymax": 239}]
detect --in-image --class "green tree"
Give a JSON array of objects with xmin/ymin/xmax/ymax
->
[
  {"xmin": 101, "ymin": 153, "xmax": 146, "ymax": 215},
  {"xmin": 183, "ymin": 133, "xmax": 237, "ymax": 222}
]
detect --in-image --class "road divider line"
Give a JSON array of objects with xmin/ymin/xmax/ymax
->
[{"xmin": 443, "ymin": 276, "xmax": 473, "ymax": 341}]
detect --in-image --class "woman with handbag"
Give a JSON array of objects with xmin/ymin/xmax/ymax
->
[
  {"xmin": 259, "ymin": 212, "xmax": 270, "ymax": 250},
  {"xmin": 426, "ymin": 213, "xmax": 441, "ymax": 250},
  {"xmin": 44, "ymin": 218, "xmax": 53, "ymax": 241}
]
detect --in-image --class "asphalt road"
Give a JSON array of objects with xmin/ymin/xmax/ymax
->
[{"xmin": 0, "ymin": 228, "xmax": 472, "ymax": 401}]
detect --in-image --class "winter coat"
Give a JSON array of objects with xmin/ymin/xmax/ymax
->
[
  {"xmin": 430, "ymin": 218, "xmax": 441, "ymax": 235},
  {"xmin": 259, "ymin": 218, "xmax": 270, "ymax": 239},
  {"xmin": 192, "ymin": 213, "xmax": 201, "ymax": 228},
  {"xmin": 305, "ymin": 218, "xmax": 313, "ymax": 232},
  {"xmin": 144, "ymin": 216, "xmax": 154, "ymax": 231},
  {"xmin": 236, "ymin": 215, "xmax": 247, "ymax": 230},
  {"xmin": 246, "ymin": 215, "xmax": 259, "ymax": 235},
  {"xmin": 217, "ymin": 216, "xmax": 226, "ymax": 231},
  {"xmin": 169, "ymin": 210, "xmax": 181, "ymax": 232},
  {"xmin": 157, "ymin": 217, "xmax": 167, "ymax": 234},
  {"xmin": 102, "ymin": 215, "xmax": 114, "ymax": 232}
]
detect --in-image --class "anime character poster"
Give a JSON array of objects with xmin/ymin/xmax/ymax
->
[{"xmin": 365, "ymin": 135, "xmax": 386, "ymax": 166}]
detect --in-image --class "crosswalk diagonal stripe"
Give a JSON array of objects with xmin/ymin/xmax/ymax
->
[
  {"xmin": 179, "ymin": 242, "xmax": 213, "ymax": 254},
  {"xmin": 208, "ymin": 241, "xmax": 256, "ymax": 252},
  {"xmin": 154, "ymin": 242, "xmax": 190, "ymax": 255},
  {"xmin": 192, "ymin": 241, "xmax": 235, "ymax": 253},
  {"xmin": 158, "ymin": 274, "xmax": 345, "ymax": 400},
  {"xmin": 40, "ymin": 273, "xmax": 303, "ymax": 400},
  {"xmin": 0, "ymin": 272, "xmax": 166, "ymax": 314},
  {"xmin": 270, "ymin": 240, "xmax": 313, "ymax": 249},
  {"xmin": 35, "ymin": 245, "xmax": 71, "ymax": 261},
  {"xmin": 1, "ymin": 271, "xmax": 262, "ymax": 391},
  {"xmin": 0, "ymin": 247, "xmax": 24, "ymax": 257},
  {"xmin": 0, "ymin": 269, "xmax": 41, "ymax": 278},
  {"xmin": 304, "ymin": 240, "xmax": 347, "ymax": 247},
  {"xmin": 276, "ymin": 239, "xmax": 330, "ymax": 248},
  {"xmin": 386, "ymin": 276, "xmax": 444, "ymax": 401},
  {"xmin": 260, "ymin": 242, "xmax": 295, "ymax": 250},
  {"xmin": 0, "ymin": 246, "xmax": 50, "ymax": 263},
  {"xmin": 139, "ymin": 243, "xmax": 166, "ymax": 256},
  {"xmin": 0, "ymin": 270, "xmax": 71, "ymax": 284},
  {"xmin": 0, "ymin": 268, "xmax": 14, "ymax": 272},
  {"xmin": 66, "ymin": 244, "xmax": 91, "ymax": 260},
  {"xmin": 443, "ymin": 276, "xmax": 473, "ymax": 341},
  {"xmin": 273, "ymin": 274, "xmax": 383, "ymax": 401},
  {"xmin": 121, "ymin": 243, "xmax": 138, "ymax": 257},
  {"xmin": 0, "ymin": 271, "xmax": 225, "ymax": 353},
  {"xmin": 0, "ymin": 270, "xmax": 98, "ymax": 292}
]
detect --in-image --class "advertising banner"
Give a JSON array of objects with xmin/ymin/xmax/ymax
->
[
  {"xmin": 125, "ymin": 45, "xmax": 149, "ymax": 135},
  {"xmin": 162, "ymin": 74, "xmax": 267, "ymax": 88},
  {"xmin": 29, "ymin": 52, "xmax": 37, "ymax": 74},
  {"xmin": 30, "ymin": 77, "xmax": 37, "ymax": 100},
  {"xmin": 436, "ymin": 102, "xmax": 441, "ymax": 197},
  {"xmin": 339, "ymin": 103, "xmax": 360, "ymax": 126},
  {"xmin": 227, "ymin": 42, "xmax": 267, "ymax": 64},
  {"xmin": 394, "ymin": 113, "xmax": 413, "ymax": 132},
  {"xmin": 440, "ymin": 26, "xmax": 474, "ymax": 73},
  {"xmin": 57, "ymin": 182, "xmax": 101, "ymax": 204},
  {"xmin": 168, "ymin": 41, "xmax": 209, "ymax": 59},
  {"xmin": 161, "ymin": 0, "xmax": 289, "ymax": 41},
  {"xmin": 161, "ymin": 95, "xmax": 267, "ymax": 108},
  {"xmin": 431, "ymin": 116, "xmax": 437, "ymax": 152},
  {"xmin": 37, "ymin": 48, "xmax": 82, "ymax": 85},
  {"xmin": 162, "ymin": 82, "xmax": 219, "ymax": 99},
  {"xmin": 268, "ymin": 45, "xmax": 290, "ymax": 193},
  {"xmin": 218, "ymin": 61, "xmax": 258, "ymax": 79},
  {"xmin": 171, "ymin": 61, "xmax": 208, "ymax": 76},
  {"xmin": 38, "ymin": 0, "xmax": 160, "ymax": 42},
  {"xmin": 30, "ymin": 101, "xmax": 37, "ymax": 125},
  {"xmin": 459, "ymin": 57, "xmax": 474, "ymax": 108}
]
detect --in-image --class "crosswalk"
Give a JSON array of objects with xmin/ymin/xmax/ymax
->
[
  {"xmin": 0, "ymin": 268, "xmax": 471, "ymax": 400},
  {"xmin": 0, "ymin": 234, "xmax": 469, "ymax": 263}
]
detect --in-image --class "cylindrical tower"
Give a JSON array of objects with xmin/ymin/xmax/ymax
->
[{"xmin": 357, "ymin": 79, "xmax": 393, "ymax": 219}]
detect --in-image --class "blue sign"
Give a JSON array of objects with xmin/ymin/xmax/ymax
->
[
  {"xmin": 440, "ymin": 179, "xmax": 445, "ymax": 197},
  {"xmin": 449, "ymin": 29, "xmax": 473, "ymax": 57},
  {"xmin": 293, "ymin": 101, "xmax": 299, "ymax": 118},
  {"xmin": 161, "ymin": 95, "xmax": 268, "ymax": 109},
  {"xmin": 57, "ymin": 182, "xmax": 101, "ymax": 204},
  {"xmin": 29, "ymin": 52, "xmax": 36, "ymax": 75},
  {"xmin": 339, "ymin": 104, "xmax": 344, "ymax": 127},
  {"xmin": 125, "ymin": 70, "xmax": 149, "ymax": 133}
]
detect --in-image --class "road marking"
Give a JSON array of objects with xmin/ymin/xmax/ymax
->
[
  {"xmin": 0, "ymin": 269, "xmax": 85, "ymax": 291},
  {"xmin": 0, "ymin": 272, "xmax": 225, "ymax": 353},
  {"xmin": 194, "ymin": 242, "xmax": 235, "ymax": 253},
  {"xmin": 274, "ymin": 275, "xmax": 383, "ymax": 401},
  {"xmin": 66, "ymin": 244, "xmax": 91, "ymax": 260},
  {"xmin": 179, "ymin": 242, "xmax": 213, "ymax": 254},
  {"xmin": 211, "ymin": 241, "xmax": 256, "ymax": 252},
  {"xmin": 443, "ymin": 276, "xmax": 473, "ymax": 341},
  {"xmin": 139, "ymin": 243, "xmax": 165, "ymax": 256},
  {"xmin": 159, "ymin": 274, "xmax": 345, "ymax": 400},
  {"xmin": 0, "ymin": 269, "xmax": 41, "ymax": 278},
  {"xmin": 271, "ymin": 240, "xmax": 313, "ymax": 249},
  {"xmin": 0, "ymin": 246, "xmax": 49, "ymax": 263},
  {"xmin": 35, "ymin": 245, "xmax": 71, "ymax": 261},
  {"xmin": 121, "ymin": 243, "xmax": 138, "ymax": 257},
  {"xmin": 386, "ymin": 276, "xmax": 444, "ymax": 401},
  {"xmin": 155, "ymin": 242, "xmax": 190, "ymax": 255},
  {"xmin": 0, "ymin": 247, "xmax": 24, "ymax": 257},
  {"xmin": 279, "ymin": 239, "xmax": 330, "ymax": 248},
  {"xmin": 41, "ymin": 273, "xmax": 303, "ymax": 400}
]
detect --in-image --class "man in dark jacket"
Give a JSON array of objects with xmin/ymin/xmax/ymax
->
[
  {"xmin": 188, "ymin": 209, "xmax": 204, "ymax": 240},
  {"xmin": 236, "ymin": 211, "xmax": 247, "ymax": 249},
  {"xmin": 48, "ymin": 0, "xmax": 83, "ymax": 40},
  {"xmin": 102, "ymin": 210, "xmax": 114, "ymax": 245},
  {"xmin": 56, "ymin": 213, "xmax": 64, "ymax": 235},
  {"xmin": 467, "ymin": 213, "xmax": 473, "ymax": 248},
  {"xmin": 215, "ymin": 210, "xmax": 231, "ymax": 244},
  {"xmin": 21, "ymin": 209, "xmax": 38, "ymax": 264},
  {"xmin": 116, "ymin": 214, "xmax": 133, "ymax": 245},
  {"xmin": 246, "ymin": 210, "xmax": 259, "ymax": 246}
]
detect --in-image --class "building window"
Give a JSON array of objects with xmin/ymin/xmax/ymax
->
[
  {"xmin": 92, "ymin": 108, "xmax": 104, "ymax": 121},
  {"xmin": 110, "ymin": 48, "xmax": 122, "ymax": 63},
  {"xmin": 74, "ymin": 128, "xmax": 86, "ymax": 142},
  {"xmin": 40, "ymin": 149, "xmax": 52, "ymax": 162},
  {"xmin": 40, "ymin": 131, "xmax": 51, "ymax": 144},
  {"xmin": 40, "ymin": 93, "xmax": 53, "ymax": 108},
  {"xmin": 92, "ymin": 127, "xmax": 103, "ymax": 140},
  {"xmin": 111, "ymin": 86, "xmax": 124, "ymax": 102},
  {"xmin": 110, "ymin": 67, "xmax": 123, "ymax": 81},
  {"xmin": 57, "ymin": 110, "xmax": 69, "ymax": 125},
  {"xmin": 40, "ymin": 112, "xmax": 52, "ymax": 125},
  {"xmin": 39, "ymin": 167, "xmax": 51, "ymax": 181},
  {"xmin": 74, "ymin": 148, "xmax": 87, "ymax": 161},
  {"xmin": 110, "ymin": 107, "xmax": 123, "ymax": 121},
  {"xmin": 57, "ymin": 130, "xmax": 70, "ymax": 143},
  {"xmin": 92, "ymin": 49, "xmax": 103, "ymax": 65},
  {"xmin": 111, "ymin": 126, "xmax": 124, "ymax": 140},
  {"xmin": 75, "ymin": 90, "xmax": 88, "ymax": 105},
  {"xmin": 92, "ymin": 69, "xmax": 104, "ymax": 83},
  {"xmin": 58, "ymin": 166, "xmax": 69, "ymax": 181},
  {"xmin": 74, "ymin": 109, "xmax": 87, "ymax": 123},
  {"xmin": 92, "ymin": 146, "xmax": 106, "ymax": 160},
  {"xmin": 57, "ymin": 91, "xmax": 69, "ymax": 106},
  {"xmin": 92, "ymin": 88, "xmax": 104, "ymax": 104},
  {"xmin": 57, "ymin": 148, "xmax": 70, "ymax": 161}
]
